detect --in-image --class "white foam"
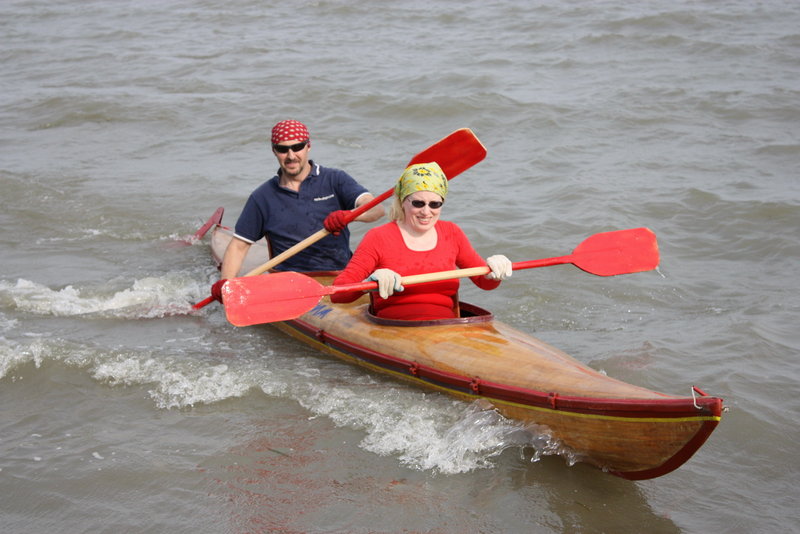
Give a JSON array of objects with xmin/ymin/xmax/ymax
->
[
  {"xmin": 0, "ymin": 332, "xmax": 267, "ymax": 411},
  {"xmin": 261, "ymin": 367, "xmax": 572, "ymax": 475},
  {"xmin": 1, "ymin": 276, "xmax": 206, "ymax": 319},
  {"xmin": 92, "ymin": 356, "xmax": 255, "ymax": 410}
]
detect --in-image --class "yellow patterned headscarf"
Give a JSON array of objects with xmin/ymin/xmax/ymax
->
[{"xmin": 394, "ymin": 162, "xmax": 448, "ymax": 201}]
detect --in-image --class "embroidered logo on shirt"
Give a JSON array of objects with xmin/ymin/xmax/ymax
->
[{"xmin": 314, "ymin": 194, "xmax": 335, "ymax": 202}]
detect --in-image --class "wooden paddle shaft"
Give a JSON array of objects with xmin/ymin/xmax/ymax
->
[
  {"xmin": 317, "ymin": 266, "xmax": 495, "ymax": 297},
  {"xmin": 245, "ymin": 228, "xmax": 330, "ymax": 277},
  {"xmin": 401, "ymin": 266, "xmax": 490, "ymax": 286},
  {"xmin": 372, "ymin": 258, "xmax": 571, "ymax": 288}
]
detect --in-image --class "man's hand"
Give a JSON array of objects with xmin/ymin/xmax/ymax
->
[
  {"xmin": 323, "ymin": 210, "xmax": 350, "ymax": 235},
  {"xmin": 210, "ymin": 279, "xmax": 228, "ymax": 303}
]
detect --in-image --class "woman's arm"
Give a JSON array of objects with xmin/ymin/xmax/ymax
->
[
  {"xmin": 330, "ymin": 228, "xmax": 384, "ymax": 303},
  {"xmin": 450, "ymin": 223, "xmax": 502, "ymax": 291}
]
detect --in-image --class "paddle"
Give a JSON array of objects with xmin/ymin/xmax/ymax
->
[
  {"xmin": 193, "ymin": 128, "xmax": 487, "ymax": 309},
  {"xmin": 221, "ymin": 227, "xmax": 660, "ymax": 326}
]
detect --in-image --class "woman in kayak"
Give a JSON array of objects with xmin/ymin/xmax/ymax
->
[{"xmin": 330, "ymin": 162, "xmax": 512, "ymax": 320}]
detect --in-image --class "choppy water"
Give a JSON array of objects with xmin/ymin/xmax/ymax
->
[{"xmin": 2, "ymin": 1, "xmax": 799, "ymax": 532}]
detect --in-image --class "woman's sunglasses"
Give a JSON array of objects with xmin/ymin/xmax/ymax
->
[
  {"xmin": 409, "ymin": 199, "xmax": 444, "ymax": 209},
  {"xmin": 272, "ymin": 141, "xmax": 308, "ymax": 154}
]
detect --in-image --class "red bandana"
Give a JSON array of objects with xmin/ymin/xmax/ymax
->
[{"xmin": 271, "ymin": 120, "xmax": 310, "ymax": 144}]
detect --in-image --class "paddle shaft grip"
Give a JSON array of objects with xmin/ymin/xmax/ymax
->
[
  {"xmin": 325, "ymin": 266, "xmax": 494, "ymax": 296},
  {"xmin": 324, "ymin": 257, "xmax": 576, "ymax": 296}
]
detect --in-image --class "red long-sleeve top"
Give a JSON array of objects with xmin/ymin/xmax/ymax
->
[{"xmin": 331, "ymin": 220, "xmax": 500, "ymax": 320}]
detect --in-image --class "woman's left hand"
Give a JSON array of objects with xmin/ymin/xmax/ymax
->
[{"xmin": 486, "ymin": 255, "xmax": 512, "ymax": 281}]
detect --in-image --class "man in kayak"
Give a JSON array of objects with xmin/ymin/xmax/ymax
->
[
  {"xmin": 210, "ymin": 119, "xmax": 384, "ymax": 302},
  {"xmin": 330, "ymin": 162, "xmax": 511, "ymax": 320}
]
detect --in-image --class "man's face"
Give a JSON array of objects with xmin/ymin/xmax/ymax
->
[{"xmin": 273, "ymin": 139, "xmax": 310, "ymax": 178}]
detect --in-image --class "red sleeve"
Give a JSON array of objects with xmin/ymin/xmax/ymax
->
[
  {"xmin": 331, "ymin": 221, "xmax": 499, "ymax": 312},
  {"xmin": 447, "ymin": 222, "xmax": 501, "ymax": 291},
  {"xmin": 330, "ymin": 225, "xmax": 387, "ymax": 303}
]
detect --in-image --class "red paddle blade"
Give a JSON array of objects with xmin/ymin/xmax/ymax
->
[
  {"xmin": 224, "ymin": 272, "xmax": 378, "ymax": 325},
  {"xmin": 570, "ymin": 227, "xmax": 659, "ymax": 276},
  {"xmin": 223, "ymin": 272, "xmax": 329, "ymax": 326},
  {"xmin": 361, "ymin": 128, "xmax": 487, "ymax": 209},
  {"xmin": 407, "ymin": 128, "xmax": 487, "ymax": 179},
  {"xmin": 191, "ymin": 207, "xmax": 224, "ymax": 242}
]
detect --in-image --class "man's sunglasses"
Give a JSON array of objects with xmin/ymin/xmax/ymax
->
[
  {"xmin": 272, "ymin": 141, "xmax": 308, "ymax": 154},
  {"xmin": 409, "ymin": 199, "xmax": 444, "ymax": 209}
]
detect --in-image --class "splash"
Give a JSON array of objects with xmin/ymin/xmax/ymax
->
[
  {"xmin": 382, "ymin": 404, "xmax": 580, "ymax": 474},
  {"xmin": 0, "ymin": 276, "xmax": 205, "ymax": 319},
  {"xmin": 92, "ymin": 356, "xmax": 255, "ymax": 410},
  {"xmin": 268, "ymin": 370, "xmax": 578, "ymax": 475},
  {"xmin": 0, "ymin": 334, "xmax": 266, "ymax": 410}
]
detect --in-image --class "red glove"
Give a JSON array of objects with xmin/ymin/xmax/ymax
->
[
  {"xmin": 210, "ymin": 279, "xmax": 228, "ymax": 303},
  {"xmin": 323, "ymin": 210, "xmax": 350, "ymax": 236}
]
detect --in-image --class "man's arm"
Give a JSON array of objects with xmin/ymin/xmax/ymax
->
[
  {"xmin": 220, "ymin": 237, "xmax": 253, "ymax": 279},
  {"xmin": 352, "ymin": 193, "xmax": 385, "ymax": 223}
]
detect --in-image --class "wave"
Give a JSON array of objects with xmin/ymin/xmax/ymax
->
[
  {"xmin": 0, "ymin": 324, "xmax": 573, "ymax": 476},
  {"xmin": 0, "ymin": 276, "xmax": 204, "ymax": 320}
]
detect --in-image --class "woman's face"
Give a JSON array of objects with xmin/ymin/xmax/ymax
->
[{"xmin": 402, "ymin": 190, "xmax": 444, "ymax": 234}]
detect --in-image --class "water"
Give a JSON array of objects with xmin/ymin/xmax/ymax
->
[{"xmin": 2, "ymin": 0, "xmax": 799, "ymax": 532}]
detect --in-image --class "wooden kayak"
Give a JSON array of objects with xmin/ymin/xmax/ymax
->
[{"xmin": 200, "ymin": 209, "xmax": 723, "ymax": 480}]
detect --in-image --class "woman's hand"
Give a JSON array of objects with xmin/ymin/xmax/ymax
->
[
  {"xmin": 486, "ymin": 255, "xmax": 512, "ymax": 281},
  {"xmin": 366, "ymin": 269, "xmax": 404, "ymax": 299}
]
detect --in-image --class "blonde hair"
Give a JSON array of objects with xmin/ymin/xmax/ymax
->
[{"xmin": 389, "ymin": 196, "xmax": 405, "ymax": 222}]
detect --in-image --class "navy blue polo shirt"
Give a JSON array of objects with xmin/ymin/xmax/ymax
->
[{"xmin": 234, "ymin": 162, "xmax": 369, "ymax": 272}]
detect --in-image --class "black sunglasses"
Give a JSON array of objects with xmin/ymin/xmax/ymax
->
[
  {"xmin": 272, "ymin": 140, "xmax": 308, "ymax": 154},
  {"xmin": 409, "ymin": 199, "xmax": 444, "ymax": 209}
]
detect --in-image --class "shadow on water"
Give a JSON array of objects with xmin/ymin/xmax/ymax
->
[
  {"xmin": 201, "ymin": 407, "xmax": 680, "ymax": 534},
  {"xmin": 500, "ymin": 453, "xmax": 681, "ymax": 533}
]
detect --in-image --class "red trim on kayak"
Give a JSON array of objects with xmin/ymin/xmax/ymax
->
[
  {"xmin": 612, "ymin": 418, "xmax": 720, "ymax": 480},
  {"xmin": 282, "ymin": 314, "xmax": 722, "ymax": 420}
]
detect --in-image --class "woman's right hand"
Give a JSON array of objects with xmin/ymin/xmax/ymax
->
[{"xmin": 366, "ymin": 269, "xmax": 404, "ymax": 299}]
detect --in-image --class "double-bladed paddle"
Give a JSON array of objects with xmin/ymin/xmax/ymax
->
[
  {"xmin": 193, "ymin": 128, "xmax": 487, "ymax": 309},
  {"xmin": 222, "ymin": 227, "xmax": 660, "ymax": 326}
]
